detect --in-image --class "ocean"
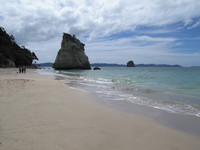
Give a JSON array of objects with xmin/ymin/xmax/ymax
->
[{"xmin": 44, "ymin": 67, "xmax": 200, "ymax": 117}]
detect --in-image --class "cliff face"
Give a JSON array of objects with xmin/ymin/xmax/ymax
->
[{"xmin": 53, "ymin": 33, "xmax": 91, "ymax": 70}]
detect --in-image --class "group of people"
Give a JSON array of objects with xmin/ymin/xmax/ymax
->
[{"xmin": 19, "ymin": 66, "xmax": 26, "ymax": 73}]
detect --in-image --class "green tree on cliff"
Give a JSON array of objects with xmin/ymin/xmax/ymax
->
[{"xmin": 0, "ymin": 27, "xmax": 38, "ymax": 67}]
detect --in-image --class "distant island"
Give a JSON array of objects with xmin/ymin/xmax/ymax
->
[
  {"xmin": 136, "ymin": 64, "xmax": 182, "ymax": 67},
  {"xmin": 89, "ymin": 63, "xmax": 182, "ymax": 68},
  {"xmin": 36, "ymin": 62, "xmax": 182, "ymax": 68}
]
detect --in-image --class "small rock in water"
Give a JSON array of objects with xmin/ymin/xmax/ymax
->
[
  {"xmin": 93, "ymin": 67, "xmax": 101, "ymax": 70},
  {"xmin": 127, "ymin": 60, "xmax": 135, "ymax": 67}
]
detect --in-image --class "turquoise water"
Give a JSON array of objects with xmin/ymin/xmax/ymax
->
[{"xmin": 49, "ymin": 67, "xmax": 200, "ymax": 117}]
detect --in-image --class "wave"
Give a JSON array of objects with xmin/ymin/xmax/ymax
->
[
  {"xmin": 42, "ymin": 67, "xmax": 200, "ymax": 117},
  {"xmin": 77, "ymin": 76, "xmax": 200, "ymax": 117}
]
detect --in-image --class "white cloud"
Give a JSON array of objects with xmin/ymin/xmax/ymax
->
[
  {"xmin": 135, "ymin": 28, "xmax": 177, "ymax": 34},
  {"xmin": 133, "ymin": 36, "xmax": 177, "ymax": 42},
  {"xmin": 188, "ymin": 20, "xmax": 200, "ymax": 29},
  {"xmin": 1, "ymin": 0, "xmax": 200, "ymax": 43}
]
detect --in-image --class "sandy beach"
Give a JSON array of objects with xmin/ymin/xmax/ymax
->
[{"xmin": 0, "ymin": 68, "xmax": 200, "ymax": 150}]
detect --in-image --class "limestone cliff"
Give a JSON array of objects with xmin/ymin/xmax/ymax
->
[{"xmin": 53, "ymin": 33, "xmax": 91, "ymax": 70}]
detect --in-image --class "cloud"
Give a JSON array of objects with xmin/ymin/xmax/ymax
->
[
  {"xmin": 133, "ymin": 36, "xmax": 177, "ymax": 43},
  {"xmin": 188, "ymin": 20, "xmax": 200, "ymax": 29},
  {"xmin": 135, "ymin": 28, "xmax": 177, "ymax": 34},
  {"xmin": 1, "ymin": 0, "xmax": 200, "ymax": 43}
]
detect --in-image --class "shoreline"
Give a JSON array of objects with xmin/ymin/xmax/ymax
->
[
  {"xmin": 51, "ymin": 67, "xmax": 200, "ymax": 118},
  {"xmin": 94, "ymin": 97, "xmax": 200, "ymax": 136},
  {"xmin": 0, "ymin": 68, "xmax": 200, "ymax": 150},
  {"xmin": 44, "ymin": 68, "xmax": 200, "ymax": 136}
]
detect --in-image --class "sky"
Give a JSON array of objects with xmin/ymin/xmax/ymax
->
[{"xmin": 0, "ymin": 0, "xmax": 200, "ymax": 67}]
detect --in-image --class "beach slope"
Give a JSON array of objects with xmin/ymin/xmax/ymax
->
[{"xmin": 0, "ymin": 68, "xmax": 199, "ymax": 150}]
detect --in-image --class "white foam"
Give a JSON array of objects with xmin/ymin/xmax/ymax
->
[
  {"xmin": 68, "ymin": 86, "xmax": 86, "ymax": 92},
  {"xmin": 36, "ymin": 69, "xmax": 55, "ymax": 75}
]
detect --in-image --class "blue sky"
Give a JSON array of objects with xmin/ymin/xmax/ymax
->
[
  {"xmin": 0, "ymin": 0, "xmax": 200, "ymax": 66},
  {"xmin": 84, "ymin": 21, "xmax": 200, "ymax": 66}
]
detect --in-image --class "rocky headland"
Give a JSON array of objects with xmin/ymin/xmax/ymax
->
[{"xmin": 0, "ymin": 27, "xmax": 38, "ymax": 68}]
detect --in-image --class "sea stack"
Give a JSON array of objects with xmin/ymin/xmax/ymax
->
[
  {"xmin": 53, "ymin": 33, "xmax": 91, "ymax": 70},
  {"xmin": 127, "ymin": 60, "xmax": 135, "ymax": 67}
]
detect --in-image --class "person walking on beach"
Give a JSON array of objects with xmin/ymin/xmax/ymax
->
[
  {"xmin": 22, "ymin": 66, "xmax": 26, "ymax": 73},
  {"xmin": 19, "ymin": 67, "xmax": 22, "ymax": 73},
  {"xmin": 18, "ymin": 66, "xmax": 26, "ymax": 73}
]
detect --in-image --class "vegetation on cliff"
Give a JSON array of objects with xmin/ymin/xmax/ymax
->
[{"xmin": 0, "ymin": 27, "xmax": 38, "ymax": 67}]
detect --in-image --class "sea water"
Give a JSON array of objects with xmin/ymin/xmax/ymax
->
[{"xmin": 48, "ymin": 67, "xmax": 200, "ymax": 117}]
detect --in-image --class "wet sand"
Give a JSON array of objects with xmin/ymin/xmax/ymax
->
[
  {"xmin": 0, "ymin": 68, "xmax": 200, "ymax": 150},
  {"xmin": 97, "ymin": 98, "xmax": 200, "ymax": 136}
]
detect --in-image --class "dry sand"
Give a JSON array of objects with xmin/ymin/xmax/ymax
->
[{"xmin": 0, "ymin": 68, "xmax": 200, "ymax": 150}]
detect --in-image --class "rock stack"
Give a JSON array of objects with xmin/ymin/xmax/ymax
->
[
  {"xmin": 53, "ymin": 33, "xmax": 91, "ymax": 70},
  {"xmin": 127, "ymin": 60, "xmax": 135, "ymax": 67}
]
